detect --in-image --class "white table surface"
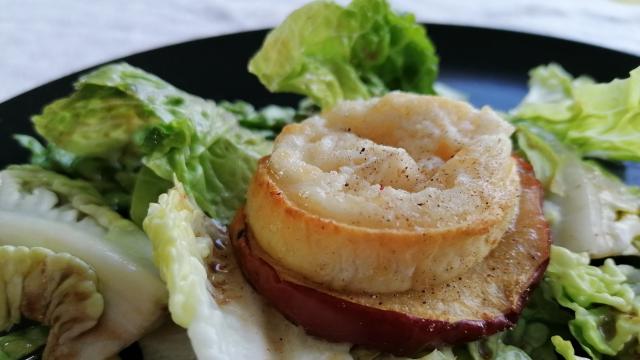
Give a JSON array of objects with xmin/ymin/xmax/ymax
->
[{"xmin": 2, "ymin": 0, "xmax": 640, "ymax": 102}]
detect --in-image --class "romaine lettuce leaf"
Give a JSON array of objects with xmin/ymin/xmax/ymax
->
[
  {"xmin": 33, "ymin": 62, "xmax": 236, "ymax": 158},
  {"xmin": 516, "ymin": 125, "xmax": 640, "ymax": 258},
  {"xmin": 219, "ymin": 99, "xmax": 318, "ymax": 139},
  {"xmin": 143, "ymin": 181, "xmax": 351, "ymax": 359},
  {"xmin": 248, "ymin": 0, "xmax": 438, "ymax": 109},
  {"xmin": 140, "ymin": 121, "xmax": 270, "ymax": 223},
  {"xmin": 129, "ymin": 165, "xmax": 173, "ymax": 226},
  {"xmin": 545, "ymin": 246, "xmax": 640, "ymax": 359},
  {"xmin": 32, "ymin": 85, "xmax": 153, "ymax": 158},
  {"xmin": 513, "ymin": 63, "xmax": 640, "ymax": 162},
  {"xmin": 220, "ymin": 100, "xmax": 297, "ymax": 139},
  {"xmin": 13, "ymin": 134, "xmax": 77, "ymax": 171},
  {"xmin": 26, "ymin": 62, "xmax": 238, "ymax": 213},
  {"xmin": 0, "ymin": 326, "xmax": 48, "ymax": 360},
  {"xmin": 551, "ymin": 336, "xmax": 589, "ymax": 360},
  {"xmin": 26, "ymin": 63, "xmax": 273, "ymax": 223},
  {"xmin": 0, "ymin": 165, "xmax": 167, "ymax": 359},
  {"xmin": 14, "ymin": 134, "xmax": 135, "ymax": 211}
]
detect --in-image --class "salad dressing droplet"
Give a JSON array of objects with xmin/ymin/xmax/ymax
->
[
  {"xmin": 213, "ymin": 263, "xmax": 228, "ymax": 273},
  {"xmin": 214, "ymin": 238, "xmax": 227, "ymax": 251}
]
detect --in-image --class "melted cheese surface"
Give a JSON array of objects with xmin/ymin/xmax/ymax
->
[{"xmin": 270, "ymin": 92, "xmax": 518, "ymax": 230}]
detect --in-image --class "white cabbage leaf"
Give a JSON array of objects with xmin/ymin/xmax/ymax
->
[
  {"xmin": 516, "ymin": 126, "xmax": 640, "ymax": 258},
  {"xmin": 0, "ymin": 165, "xmax": 167, "ymax": 359},
  {"xmin": 0, "ymin": 245, "xmax": 102, "ymax": 359},
  {"xmin": 143, "ymin": 181, "xmax": 352, "ymax": 359}
]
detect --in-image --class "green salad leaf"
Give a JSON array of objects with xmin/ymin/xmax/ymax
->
[
  {"xmin": 219, "ymin": 99, "xmax": 317, "ymax": 139},
  {"xmin": 248, "ymin": 0, "xmax": 438, "ymax": 109},
  {"xmin": 0, "ymin": 165, "xmax": 167, "ymax": 359},
  {"xmin": 464, "ymin": 335, "xmax": 532, "ymax": 360},
  {"xmin": 25, "ymin": 63, "xmax": 273, "ymax": 224},
  {"xmin": 34, "ymin": 62, "xmax": 243, "ymax": 159},
  {"xmin": 5, "ymin": 165, "xmax": 156, "ymax": 265},
  {"xmin": 130, "ymin": 166, "xmax": 173, "ymax": 226},
  {"xmin": 544, "ymin": 246, "xmax": 640, "ymax": 359},
  {"xmin": 220, "ymin": 100, "xmax": 297, "ymax": 138},
  {"xmin": 551, "ymin": 336, "xmax": 589, "ymax": 360},
  {"xmin": 479, "ymin": 246, "xmax": 640, "ymax": 360},
  {"xmin": 0, "ymin": 326, "xmax": 48, "ymax": 360},
  {"xmin": 516, "ymin": 125, "xmax": 640, "ymax": 258},
  {"xmin": 140, "ymin": 117, "xmax": 270, "ymax": 223},
  {"xmin": 14, "ymin": 134, "xmax": 136, "ymax": 211},
  {"xmin": 513, "ymin": 63, "xmax": 640, "ymax": 162},
  {"xmin": 32, "ymin": 85, "xmax": 150, "ymax": 158}
]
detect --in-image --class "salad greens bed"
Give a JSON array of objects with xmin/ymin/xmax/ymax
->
[{"xmin": 1, "ymin": 0, "xmax": 639, "ymax": 359}]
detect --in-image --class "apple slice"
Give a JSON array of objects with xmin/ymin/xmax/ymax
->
[{"xmin": 231, "ymin": 157, "xmax": 550, "ymax": 357}]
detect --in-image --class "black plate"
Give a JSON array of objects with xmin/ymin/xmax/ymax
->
[
  {"xmin": 1, "ymin": 25, "xmax": 639, "ymax": 168},
  {"xmin": 0, "ymin": 24, "xmax": 639, "ymax": 358}
]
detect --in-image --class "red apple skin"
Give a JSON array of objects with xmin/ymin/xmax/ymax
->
[{"xmin": 231, "ymin": 157, "xmax": 550, "ymax": 357}]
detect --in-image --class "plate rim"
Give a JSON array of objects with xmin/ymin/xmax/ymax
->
[{"xmin": 1, "ymin": 23, "xmax": 638, "ymax": 106}]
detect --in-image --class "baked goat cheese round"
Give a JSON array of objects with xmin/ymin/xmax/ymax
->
[{"xmin": 246, "ymin": 92, "xmax": 521, "ymax": 293}]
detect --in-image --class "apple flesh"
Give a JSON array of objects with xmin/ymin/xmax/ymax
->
[{"xmin": 231, "ymin": 157, "xmax": 550, "ymax": 357}]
